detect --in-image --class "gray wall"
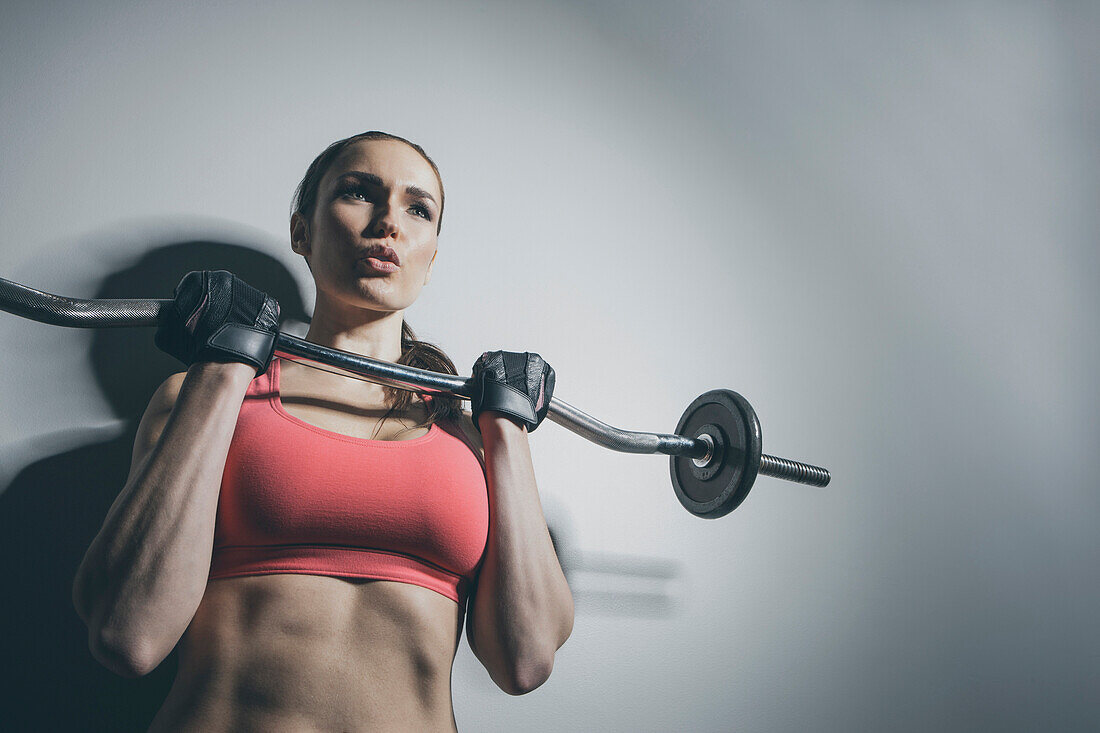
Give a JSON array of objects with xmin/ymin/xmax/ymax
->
[{"xmin": 1, "ymin": 1, "xmax": 1096, "ymax": 730}]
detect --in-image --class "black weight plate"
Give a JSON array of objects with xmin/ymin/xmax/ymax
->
[{"xmin": 670, "ymin": 389, "xmax": 762, "ymax": 519}]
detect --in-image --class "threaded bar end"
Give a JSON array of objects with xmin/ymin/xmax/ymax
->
[{"xmin": 759, "ymin": 453, "xmax": 830, "ymax": 487}]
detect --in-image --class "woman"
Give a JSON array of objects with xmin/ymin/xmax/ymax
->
[{"xmin": 72, "ymin": 131, "xmax": 574, "ymax": 732}]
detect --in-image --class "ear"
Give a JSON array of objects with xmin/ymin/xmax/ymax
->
[
  {"xmin": 424, "ymin": 249, "xmax": 437, "ymax": 285},
  {"xmin": 290, "ymin": 212, "xmax": 311, "ymax": 257}
]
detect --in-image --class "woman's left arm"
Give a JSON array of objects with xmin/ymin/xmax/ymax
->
[{"xmin": 467, "ymin": 412, "xmax": 574, "ymax": 695}]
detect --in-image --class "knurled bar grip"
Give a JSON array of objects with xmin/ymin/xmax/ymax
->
[
  {"xmin": 0, "ymin": 276, "xmax": 166, "ymax": 327},
  {"xmin": 0, "ymin": 275, "xmax": 829, "ymax": 487}
]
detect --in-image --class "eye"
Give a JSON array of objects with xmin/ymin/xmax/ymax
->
[
  {"xmin": 338, "ymin": 184, "xmax": 368, "ymax": 201},
  {"xmin": 409, "ymin": 203, "xmax": 433, "ymax": 221}
]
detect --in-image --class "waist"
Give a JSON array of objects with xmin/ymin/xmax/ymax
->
[{"xmin": 151, "ymin": 574, "xmax": 462, "ymax": 733}]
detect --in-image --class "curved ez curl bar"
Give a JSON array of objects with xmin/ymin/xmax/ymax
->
[{"xmin": 0, "ymin": 275, "xmax": 829, "ymax": 518}]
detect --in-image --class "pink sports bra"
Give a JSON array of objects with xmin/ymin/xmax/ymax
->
[{"xmin": 209, "ymin": 357, "xmax": 489, "ymax": 604}]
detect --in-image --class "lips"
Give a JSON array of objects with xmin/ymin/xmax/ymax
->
[{"xmin": 361, "ymin": 244, "xmax": 400, "ymax": 267}]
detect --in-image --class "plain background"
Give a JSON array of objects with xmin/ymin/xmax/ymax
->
[{"xmin": 1, "ymin": 1, "xmax": 1097, "ymax": 731}]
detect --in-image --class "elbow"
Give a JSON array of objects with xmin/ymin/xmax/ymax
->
[
  {"xmin": 72, "ymin": 574, "xmax": 162, "ymax": 677},
  {"xmin": 71, "ymin": 554, "xmax": 102, "ymax": 627},
  {"xmin": 501, "ymin": 651, "xmax": 556, "ymax": 696},
  {"xmin": 72, "ymin": 564, "xmax": 182, "ymax": 677},
  {"xmin": 501, "ymin": 609, "xmax": 573, "ymax": 695},
  {"xmin": 88, "ymin": 624, "xmax": 167, "ymax": 678}
]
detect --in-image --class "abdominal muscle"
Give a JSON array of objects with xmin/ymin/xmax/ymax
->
[{"xmin": 149, "ymin": 574, "xmax": 465, "ymax": 733}]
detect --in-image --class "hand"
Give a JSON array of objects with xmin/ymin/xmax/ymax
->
[
  {"xmin": 154, "ymin": 270, "xmax": 281, "ymax": 376},
  {"xmin": 470, "ymin": 350, "xmax": 555, "ymax": 433}
]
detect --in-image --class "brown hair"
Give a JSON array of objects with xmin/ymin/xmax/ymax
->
[{"xmin": 291, "ymin": 131, "xmax": 461, "ymax": 429}]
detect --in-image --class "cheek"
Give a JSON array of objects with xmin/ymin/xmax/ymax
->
[
  {"xmin": 412, "ymin": 249, "xmax": 437, "ymax": 274},
  {"xmin": 327, "ymin": 206, "xmax": 363, "ymax": 237},
  {"xmin": 309, "ymin": 213, "xmax": 360, "ymax": 266},
  {"xmin": 408, "ymin": 235, "xmax": 438, "ymax": 267},
  {"xmin": 315, "ymin": 204, "xmax": 360, "ymax": 239}
]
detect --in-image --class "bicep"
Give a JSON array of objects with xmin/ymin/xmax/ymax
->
[
  {"xmin": 72, "ymin": 371, "xmax": 186, "ymax": 624},
  {"xmin": 127, "ymin": 371, "xmax": 187, "ymax": 479},
  {"xmin": 456, "ymin": 409, "xmax": 486, "ymax": 654}
]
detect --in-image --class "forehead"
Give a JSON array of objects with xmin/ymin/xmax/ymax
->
[{"xmin": 326, "ymin": 139, "xmax": 441, "ymax": 199}]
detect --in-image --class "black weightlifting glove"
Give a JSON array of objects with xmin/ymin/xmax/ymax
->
[
  {"xmin": 470, "ymin": 350, "xmax": 555, "ymax": 433},
  {"xmin": 154, "ymin": 270, "xmax": 280, "ymax": 376}
]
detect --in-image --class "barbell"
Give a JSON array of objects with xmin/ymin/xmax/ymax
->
[{"xmin": 0, "ymin": 275, "xmax": 830, "ymax": 519}]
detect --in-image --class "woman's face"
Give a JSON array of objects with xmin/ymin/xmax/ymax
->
[{"xmin": 292, "ymin": 138, "xmax": 442, "ymax": 315}]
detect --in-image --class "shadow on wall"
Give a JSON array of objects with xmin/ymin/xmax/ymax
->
[
  {"xmin": 0, "ymin": 239, "xmax": 686, "ymax": 728},
  {"xmin": 0, "ymin": 240, "xmax": 309, "ymax": 733},
  {"xmin": 547, "ymin": 519, "xmax": 686, "ymax": 620}
]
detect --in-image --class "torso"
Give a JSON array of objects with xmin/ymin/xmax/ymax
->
[
  {"xmin": 276, "ymin": 358, "xmax": 435, "ymax": 442},
  {"xmin": 150, "ymin": 359, "xmax": 481, "ymax": 733},
  {"xmin": 151, "ymin": 576, "xmax": 464, "ymax": 732}
]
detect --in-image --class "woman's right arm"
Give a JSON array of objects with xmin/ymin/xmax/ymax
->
[{"xmin": 72, "ymin": 360, "xmax": 256, "ymax": 677}]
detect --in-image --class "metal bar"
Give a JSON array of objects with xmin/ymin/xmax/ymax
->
[
  {"xmin": 0, "ymin": 276, "xmax": 832, "ymax": 486},
  {"xmin": 0, "ymin": 275, "xmax": 701, "ymax": 458},
  {"xmin": 273, "ymin": 333, "xmax": 696, "ymax": 456}
]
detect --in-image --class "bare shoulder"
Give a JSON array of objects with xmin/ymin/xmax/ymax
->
[
  {"xmin": 128, "ymin": 371, "xmax": 188, "ymax": 475},
  {"xmin": 438, "ymin": 407, "xmax": 485, "ymax": 463}
]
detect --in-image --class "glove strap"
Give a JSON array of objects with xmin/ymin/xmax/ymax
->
[
  {"xmin": 475, "ymin": 382, "xmax": 538, "ymax": 431},
  {"xmin": 202, "ymin": 324, "xmax": 278, "ymax": 374}
]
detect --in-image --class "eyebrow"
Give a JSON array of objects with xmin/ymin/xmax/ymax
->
[{"xmin": 337, "ymin": 170, "xmax": 437, "ymax": 206}]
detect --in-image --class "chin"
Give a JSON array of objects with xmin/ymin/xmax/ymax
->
[{"xmin": 351, "ymin": 288, "xmax": 417, "ymax": 314}]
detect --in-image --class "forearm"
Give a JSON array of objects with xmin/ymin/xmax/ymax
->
[
  {"xmin": 74, "ymin": 361, "xmax": 254, "ymax": 673},
  {"xmin": 469, "ymin": 414, "xmax": 574, "ymax": 692}
]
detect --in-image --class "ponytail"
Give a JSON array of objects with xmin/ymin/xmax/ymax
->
[{"xmin": 378, "ymin": 320, "xmax": 463, "ymax": 427}]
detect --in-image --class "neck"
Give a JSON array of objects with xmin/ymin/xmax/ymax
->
[{"xmin": 304, "ymin": 291, "xmax": 406, "ymax": 364}]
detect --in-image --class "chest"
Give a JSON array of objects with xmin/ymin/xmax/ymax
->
[
  {"xmin": 215, "ymin": 388, "xmax": 490, "ymax": 581},
  {"xmin": 278, "ymin": 390, "xmax": 432, "ymax": 442},
  {"xmin": 276, "ymin": 357, "xmax": 433, "ymax": 442}
]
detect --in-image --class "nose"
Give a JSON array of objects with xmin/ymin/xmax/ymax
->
[{"xmin": 368, "ymin": 199, "xmax": 400, "ymax": 240}]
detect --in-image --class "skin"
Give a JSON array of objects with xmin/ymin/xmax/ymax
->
[{"xmin": 73, "ymin": 139, "xmax": 574, "ymax": 731}]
